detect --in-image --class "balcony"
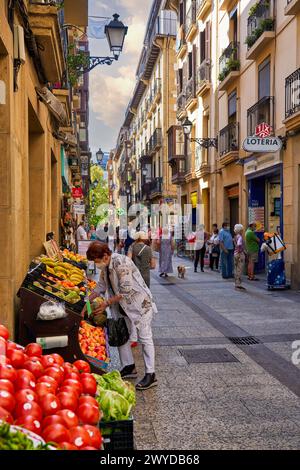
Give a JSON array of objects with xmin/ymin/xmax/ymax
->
[
  {"xmin": 185, "ymin": 1, "xmax": 197, "ymax": 42},
  {"xmin": 218, "ymin": 42, "xmax": 240, "ymax": 91},
  {"xmin": 284, "ymin": 68, "xmax": 300, "ymax": 132},
  {"xmin": 176, "ymin": 25, "xmax": 187, "ymax": 59},
  {"xmin": 197, "ymin": 0, "xmax": 212, "ymax": 20},
  {"xmin": 196, "ymin": 60, "xmax": 211, "ymax": 96},
  {"xmin": 168, "ymin": 125, "xmax": 186, "ymax": 184},
  {"xmin": 141, "ymin": 182, "xmax": 152, "ymax": 201},
  {"xmin": 170, "ymin": 159, "xmax": 187, "ymax": 185},
  {"xmin": 147, "ymin": 128, "xmax": 162, "ymax": 155},
  {"xmin": 150, "ymin": 177, "xmax": 163, "ymax": 198},
  {"xmin": 149, "ymin": 78, "xmax": 162, "ymax": 113},
  {"xmin": 52, "ymin": 89, "xmax": 71, "ymax": 127},
  {"xmin": 28, "ymin": 1, "xmax": 65, "ymax": 82},
  {"xmin": 219, "ymin": 122, "xmax": 239, "ymax": 165},
  {"xmin": 285, "ymin": 0, "xmax": 300, "ymax": 16},
  {"xmin": 177, "ymin": 91, "xmax": 187, "ymax": 119},
  {"xmin": 185, "ymin": 77, "xmax": 197, "ymax": 111},
  {"xmin": 246, "ymin": 1, "xmax": 275, "ymax": 61},
  {"xmin": 195, "ymin": 146, "xmax": 210, "ymax": 178},
  {"xmin": 247, "ymin": 96, "xmax": 274, "ymax": 136}
]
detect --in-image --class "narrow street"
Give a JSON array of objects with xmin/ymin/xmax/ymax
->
[{"xmin": 132, "ymin": 257, "xmax": 300, "ymax": 450}]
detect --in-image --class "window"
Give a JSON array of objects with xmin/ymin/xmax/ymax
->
[
  {"xmin": 179, "ymin": 68, "xmax": 183, "ymax": 92},
  {"xmin": 200, "ymin": 30, "xmax": 205, "ymax": 63},
  {"xmin": 188, "ymin": 52, "xmax": 193, "ymax": 79},
  {"xmin": 179, "ymin": 1, "xmax": 185, "ymax": 26},
  {"xmin": 258, "ymin": 57, "xmax": 270, "ymax": 99},
  {"xmin": 228, "ymin": 90, "xmax": 237, "ymax": 122},
  {"xmin": 229, "ymin": 6, "xmax": 238, "ymax": 44}
]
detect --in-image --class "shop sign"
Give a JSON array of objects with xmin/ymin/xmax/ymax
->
[
  {"xmin": 244, "ymin": 151, "xmax": 281, "ymax": 176},
  {"xmin": 72, "ymin": 187, "xmax": 83, "ymax": 199},
  {"xmin": 73, "ymin": 204, "xmax": 85, "ymax": 215},
  {"xmin": 242, "ymin": 136, "xmax": 282, "ymax": 153}
]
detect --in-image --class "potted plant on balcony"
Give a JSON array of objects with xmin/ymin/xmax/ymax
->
[
  {"xmin": 245, "ymin": 18, "xmax": 274, "ymax": 49},
  {"xmin": 218, "ymin": 50, "xmax": 240, "ymax": 83}
]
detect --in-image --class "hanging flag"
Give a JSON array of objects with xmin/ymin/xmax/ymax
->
[{"xmin": 88, "ymin": 18, "xmax": 109, "ymax": 39}]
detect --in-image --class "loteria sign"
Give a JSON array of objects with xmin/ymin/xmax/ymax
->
[{"xmin": 243, "ymin": 122, "xmax": 283, "ymax": 153}]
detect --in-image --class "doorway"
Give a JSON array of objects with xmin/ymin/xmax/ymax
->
[{"xmin": 229, "ymin": 197, "xmax": 239, "ymax": 235}]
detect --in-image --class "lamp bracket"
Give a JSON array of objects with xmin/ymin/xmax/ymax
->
[
  {"xmin": 191, "ymin": 137, "xmax": 218, "ymax": 150},
  {"xmin": 79, "ymin": 56, "xmax": 116, "ymax": 75}
]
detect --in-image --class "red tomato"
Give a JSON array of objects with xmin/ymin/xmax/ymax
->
[
  {"xmin": 50, "ymin": 354, "xmax": 64, "ymax": 367},
  {"xmin": 15, "ymin": 389, "xmax": 38, "ymax": 405},
  {"xmin": 40, "ymin": 355, "xmax": 56, "ymax": 368},
  {"xmin": 58, "ymin": 385, "xmax": 80, "ymax": 399},
  {"xmin": 24, "ymin": 358, "xmax": 44, "ymax": 379},
  {"xmin": 62, "ymin": 379, "xmax": 82, "ymax": 396},
  {"xmin": 44, "ymin": 366, "xmax": 64, "ymax": 385},
  {"xmin": 0, "ymin": 379, "xmax": 14, "ymax": 395},
  {"xmin": 40, "ymin": 394, "xmax": 61, "ymax": 416},
  {"xmin": 57, "ymin": 392, "xmax": 78, "ymax": 412},
  {"xmin": 59, "ymin": 442, "xmax": 78, "ymax": 450},
  {"xmin": 42, "ymin": 414, "xmax": 65, "ymax": 430},
  {"xmin": 82, "ymin": 425, "xmax": 102, "ymax": 449},
  {"xmin": 6, "ymin": 342, "xmax": 17, "ymax": 354},
  {"xmin": 0, "ymin": 340, "xmax": 6, "ymax": 357},
  {"xmin": 37, "ymin": 375, "xmax": 58, "ymax": 391},
  {"xmin": 57, "ymin": 410, "xmax": 79, "ymax": 429},
  {"xmin": 63, "ymin": 371, "xmax": 80, "ymax": 381},
  {"xmin": 69, "ymin": 426, "xmax": 91, "ymax": 449},
  {"xmin": 7, "ymin": 349, "xmax": 25, "ymax": 369},
  {"xmin": 73, "ymin": 360, "xmax": 91, "ymax": 374},
  {"xmin": 43, "ymin": 424, "xmax": 70, "ymax": 444},
  {"xmin": 81, "ymin": 376, "xmax": 97, "ymax": 396},
  {"xmin": 78, "ymin": 396, "xmax": 98, "ymax": 409},
  {"xmin": 77, "ymin": 404, "xmax": 100, "ymax": 425},
  {"xmin": 15, "ymin": 415, "xmax": 42, "ymax": 435},
  {"xmin": 0, "ymin": 405, "xmax": 13, "ymax": 424},
  {"xmin": 0, "ymin": 356, "xmax": 11, "ymax": 366},
  {"xmin": 15, "ymin": 401, "xmax": 43, "ymax": 421},
  {"xmin": 0, "ymin": 364, "xmax": 17, "ymax": 383},
  {"xmin": 0, "ymin": 390, "xmax": 15, "ymax": 413},
  {"xmin": 80, "ymin": 447, "xmax": 98, "ymax": 451},
  {"xmin": 24, "ymin": 343, "xmax": 42, "ymax": 357},
  {"xmin": 63, "ymin": 362, "xmax": 77, "ymax": 373},
  {"xmin": 0, "ymin": 325, "xmax": 9, "ymax": 341},
  {"xmin": 36, "ymin": 382, "xmax": 56, "ymax": 398}
]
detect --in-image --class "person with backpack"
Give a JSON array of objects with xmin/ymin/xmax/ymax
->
[{"xmin": 127, "ymin": 231, "xmax": 155, "ymax": 288}]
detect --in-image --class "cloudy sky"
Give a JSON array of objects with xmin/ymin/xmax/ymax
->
[{"xmin": 88, "ymin": 0, "xmax": 153, "ymax": 159}]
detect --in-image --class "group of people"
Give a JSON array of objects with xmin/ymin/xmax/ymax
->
[{"xmin": 192, "ymin": 222, "xmax": 260, "ymax": 291}]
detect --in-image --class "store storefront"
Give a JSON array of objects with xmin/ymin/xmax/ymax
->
[{"xmin": 245, "ymin": 152, "xmax": 283, "ymax": 271}]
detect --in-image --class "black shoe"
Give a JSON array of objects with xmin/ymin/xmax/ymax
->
[
  {"xmin": 235, "ymin": 285, "xmax": 246, "ymax": 291},
  {"xmin": 201, "ymin": 269, "xmax": 204, "ymax": 272},
  {"xmin": 120, "ymin": 364, "xmax": 138, "ymax": 379},
  {"xmin": 194, "ymin": 269, "xmax": 197, "ymax": 273},
  {"xmin": 136, "ymin": 373, "xmax": 158, "ymax": 391},
  {"xmin": 159, "ymin": 273, "xmax": 164, "ymax": 278}
]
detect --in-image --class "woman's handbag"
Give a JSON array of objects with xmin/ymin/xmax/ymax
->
[{"xmin": 106, "ymin": 318, "xmax": 130, "ymax": 347}]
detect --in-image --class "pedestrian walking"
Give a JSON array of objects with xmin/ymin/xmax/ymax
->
[
  {"xmin": 245, "ymin": 223, "xmax": 260, "ymax": 281},
  {"xmin": 234, "ymin": 224, "xmax": 246, "ymax": 291},
  {"xmin": 76, "ymin": 221, "xmax": 88, "ymax": 241},
  {"xmin": 207, "ymin": 224, "xmax": 220, "ymax": 271},
  {"xmin": 88, "ymin": 225, "xmax": 98, "ymax": 240},
  {"xmin": 87, "ymin": 242, "xmax": 158, "ymax": 391},
  {"xmin": 128, "ymin": 231, "xmax": 155, "ymax": 288},
  {"xmin": 158, "ymin": 227, "xmax": 174, "ymax": 278},
  {"xmin": 219, "ymin": 222, "xmax": 234, "ymax": 279},
  {"xmin": 194, "ymin": 229, "xmax": 209, "ymax": 273}
]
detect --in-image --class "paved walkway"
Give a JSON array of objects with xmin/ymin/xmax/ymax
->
[{"xmin": 131, "ymin": 257, "xmax": 300, "ymax": 450}]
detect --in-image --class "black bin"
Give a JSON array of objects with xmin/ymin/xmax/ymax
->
[{"xmin": 100, "ymin": 418, "xmax": 134, "ymax": 451}]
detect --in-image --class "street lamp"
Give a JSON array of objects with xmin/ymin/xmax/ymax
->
[
  {"xmin": 105, "ymin": 14, "xmax": 128, "ymax": 60},
  {"xmin": 96, "ymin": 148, "xmax": 104, "ymax": 165},
  {"xmin": 182, "ymin": 117, "xmax": 218, "ymax": 149}
]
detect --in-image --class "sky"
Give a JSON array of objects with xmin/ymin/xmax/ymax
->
[{"xmin": 88, "ymin": 0, "xmax": 153, "ymax": 159}]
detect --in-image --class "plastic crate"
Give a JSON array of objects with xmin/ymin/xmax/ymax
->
[
  {"xmin": 99, "ymin": 417, "xmax": 134, "ymax": 451},
  {"xmin": 83, "ymin": 328, "xmax": 111, "ymax": 370},
  {"xmin": 63, "ymin": 257, "xmax": 87, "ymax": 271}
]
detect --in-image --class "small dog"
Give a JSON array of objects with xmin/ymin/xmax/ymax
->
[{"xmin": 177, "ymin": 265, "xmax": 186, "ymax": 279}]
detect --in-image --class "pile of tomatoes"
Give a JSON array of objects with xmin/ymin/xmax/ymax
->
[{"xmin": 0, "ymin": 324, "xmax": 102, "ymax": 451}]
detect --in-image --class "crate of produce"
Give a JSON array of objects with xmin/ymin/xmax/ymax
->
[
  {"xmin": 63, "ymin": 257, "xmax": 87, "ymax": 271},
  {"xmin": 79, "ymin": 321, "xmax": 110, "ymax": 370},
  {"xmin": 99, "ymin": 417, "xmax": 134, "ymax": 451}
]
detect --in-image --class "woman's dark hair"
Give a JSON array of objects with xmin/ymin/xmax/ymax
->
[
  {"xmin": 46, "ymin": 232, "xmax": 54, "ymax": 241},
  {"xmin": 86, "ymin": 241, "xmax": 112, "ymax": 261}
]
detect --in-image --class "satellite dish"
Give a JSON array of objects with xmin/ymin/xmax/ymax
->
[{"xmin": 36, "ymin": 87, "xmax": 68, "ymax": 126}]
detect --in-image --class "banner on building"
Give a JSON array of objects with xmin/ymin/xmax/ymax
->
[{"xmin": 73, "ymin": 204, "xmax": 86, "ymax": 215}]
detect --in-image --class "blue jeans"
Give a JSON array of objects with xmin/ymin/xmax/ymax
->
[{"xmin": 221, "ymin": 249, "xmax": 234, "ymax": 278}]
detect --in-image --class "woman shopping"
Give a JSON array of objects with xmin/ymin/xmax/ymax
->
[{"xmin": 86, "ymin": 241, "xmax": 158, "ymax": 391}]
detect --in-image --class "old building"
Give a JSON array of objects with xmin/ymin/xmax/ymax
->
[{"xmin": 0, "ymin": 0, "xmax": 88, "ymax": 333}]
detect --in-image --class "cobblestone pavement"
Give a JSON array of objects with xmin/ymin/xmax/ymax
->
[{"xmin": 127, "ymin": 257, "xmax": 300, "ymax": 450}]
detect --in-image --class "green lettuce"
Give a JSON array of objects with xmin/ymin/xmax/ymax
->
[
  {"xmin": 97, "ymin": 389, "xmax": 132, "ymax": 421},
  {"xmin": 102, "ymin": 371, "xmax": 136, "ymax": 406}
]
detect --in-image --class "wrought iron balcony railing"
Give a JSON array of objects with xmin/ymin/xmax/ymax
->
[
  {"xmin": 185, "ymin": 76, "xmax": 196, "ymax": 102},
  {"xmin": 247, "ymin": 96, "xmax": 274, "ymax": 136},
  {"xmin": 150, "ymin": 177, "xmax": 163, "ymax": 195},
  {"xmin": 218, "ymin": 42, "xmax": 240, "ymax": 82},
  {"xmin": 185, "ymin": 1, "xmax": 197, "ymax": 35},
  {"xmin": 197, "ymin": 60, "xmax": 211, "ymax": 87},
  {"xmin": 246, "ymin": 0, "xmax": 275, "ymax": 49},
  {"xmin": 147, "ymin": 128, "xmax": 162, "ymax": 154},
  {"xmin": 219, "ymin": 122, "xmax": 239, "ymax": 156},
  {"xmin": 285, "ymin": 67, "xmax": 300, "ymax": 118},
  {"xmin": 177, "ymin": 91, "xmax": 186, "ymax": 114}
]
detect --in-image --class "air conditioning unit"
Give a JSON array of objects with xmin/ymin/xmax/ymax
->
[{"xmin": 36, "ymin": 87, "xmax": 68, "ymax": 125}]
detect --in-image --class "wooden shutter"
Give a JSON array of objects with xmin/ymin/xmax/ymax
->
[
  {"xmin": 183, "ymin": 61, "xmax": 187, "ymax": 92},
  {"xmin": 192, "ymin": 44, "xmax": 197, "ymax": 96},
  {"xmin": 200, "ymin": 30, "xmax": 205, "ymax": 64},
  {"xmin": 205, "ymin": 22, "xmax": 211, "ymax": 61}
]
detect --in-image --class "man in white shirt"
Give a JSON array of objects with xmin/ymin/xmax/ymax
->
[{"xmin": 76, "ymin": 221, "xmax": 87, "ymax": 241}]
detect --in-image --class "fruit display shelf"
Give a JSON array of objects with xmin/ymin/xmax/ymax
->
[{"xmin": 18, "ymin": 288, "xmax": 109, "ymax": 375}]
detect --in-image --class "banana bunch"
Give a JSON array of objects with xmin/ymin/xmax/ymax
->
[{"xmin": 37, "ymin": 257, "xmax": 85, "ymax": 284}]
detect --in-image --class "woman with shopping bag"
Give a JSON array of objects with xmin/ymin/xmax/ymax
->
[{"xmin": 86, "ymin": 241, "xmax": 158, "ymax": 391}]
